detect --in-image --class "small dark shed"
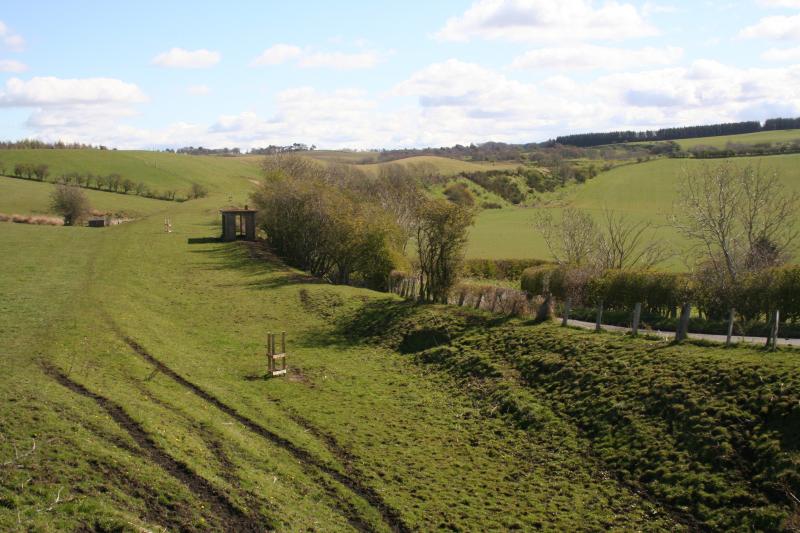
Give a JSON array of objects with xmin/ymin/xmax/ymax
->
[
  {"xmin": 88, "ymin": 217, "xmax": 108, "ymax": 228},
  {"xmin": 220, "ymin": 207, "xmax": 256, "ymax": 241}
]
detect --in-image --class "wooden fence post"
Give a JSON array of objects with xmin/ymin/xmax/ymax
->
[
  {"xmin": 474, "ymin": 291, "xmax": 484, "ymax": 310},
  {"xmin": 595, "ymin": 300, "xmax": 604, "ymax": 332},
  {"xmin": 768, "ymin": 309, "xmax": 780, "ymax": 350},
  {"xmin": 676, "ymin": 303, "xmax": 691, "ymax": 342},
  {"xmin": 631, "ymin": 302, "xmax": 642, "ymax": 337},
  {"xmin": 458, "ymin": 290, "xmax": 466, "ymax": 307},
  {"xmin": 561, "ymin": 297, "xmax": 571, "ymax": 327},
  {"xmin": 726, "ymin": 308, "xmax": 735, "ymax": 346}
]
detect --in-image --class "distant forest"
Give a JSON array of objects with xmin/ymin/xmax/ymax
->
[{"xmin": 553, "ymin": 116, "xmax": 800, "ymax": 147}]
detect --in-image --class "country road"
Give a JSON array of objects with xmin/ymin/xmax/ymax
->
[{"xmin": 563, "ymin": 318, "xmax": 800, "ymax": 347}]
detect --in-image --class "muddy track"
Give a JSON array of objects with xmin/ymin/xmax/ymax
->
[
  {"xmin": 112, "ymin": 329, "xmax": 411, "ymax": 533},
  {"xmin": 41, "ymin": 362, "xmax": 267, "ymax": 532}
]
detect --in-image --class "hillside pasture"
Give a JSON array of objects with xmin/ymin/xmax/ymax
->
[
  {"xmin": 0, "ymin": 175, "xmax": 171, "ymax": 218},
  {"xmin": 467, "ymin": 154, "xmax": 800, "ymax": 265},
  {"xmin": 668, "ymin": 129, "xmax": 800, "ymax": 150},
  {"xmin": 0, "ymin": 150, "xmax": 262, "ymax": 196}
]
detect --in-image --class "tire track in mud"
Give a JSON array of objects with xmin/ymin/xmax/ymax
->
[
  {"xmin": 41, "ymin": 362, "xmax": 267, "ymax": 532},
  {"xmin": 111, "ymin": 327, "xmax": 410, "ymax": 533}
]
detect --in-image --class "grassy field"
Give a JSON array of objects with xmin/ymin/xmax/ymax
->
[
  {"xmin": 0, "ymin": 176, "xmax": 171, "ymax": 217},
  {"xmin": 2, "ymin": 147, "xmax": 799, "ymax": 529},
  {"xmin": 674, "ymin": 129, "xmax": 800, "ymax": 150},
  {"xmin": 0, "ymin": 185, "xmax": 677, "ymax": 530},
  {"xmin": 468, "ymin": 153, "xmax": 800, "ymax": 264}
]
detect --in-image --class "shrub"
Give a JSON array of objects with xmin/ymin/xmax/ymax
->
[
  {"xmin": 188, "ymin": 182, "xmax": 209, "ymax": 199},
  {"xmin": 463, "ymin": 258, "xmax": 548, "ymax": 281},
  {"xmin": 443, "ymin": 182, "xmax": 474, "ymax": 207},
  {"xmin": 50, "ymin": 184, "xmax": 91, "ymax": 225}
]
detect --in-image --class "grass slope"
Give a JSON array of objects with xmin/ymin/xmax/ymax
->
[
  {"xmin": 674, "ymin": 129, "xmax": 800, "ymax": 150},
  {"xmin": 345, "ymin": 301, "xmax": 800, "ymax": 530},
  {"xmin": 0, "ymin": 175, "xmax": 170, "ymax": 217},
  {"xmin": 0, "ymin": 189, "xmax": 675, "ymax": 530}
]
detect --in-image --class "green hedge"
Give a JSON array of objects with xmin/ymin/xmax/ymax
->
[
  {"xmin": 521, "ymin": 265, "xmax": 800, "ymax": 322},
  {"xmin": 463, "ymin": 258, "xmax": 549, "ymax": 281}
]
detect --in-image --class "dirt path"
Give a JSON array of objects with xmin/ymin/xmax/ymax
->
[
  {"xmin": 112, "ymin": 325, "xmax": 410, "ymax": 533},
  {"xmin": 41, "ymin": 362, "xmax": 265, "ymax": 532},
  {"xmin": 563, "ymin": 318, "xmax": 800, "ymax": 347}
]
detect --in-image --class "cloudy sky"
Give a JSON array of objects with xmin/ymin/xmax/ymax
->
[{"xmin": 1, "ymin": 0, "xmax": 800, "ymax": 149}]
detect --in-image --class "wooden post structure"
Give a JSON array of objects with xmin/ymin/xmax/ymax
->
[
  {"xmin": 631, "ymin": 302, "xmax": 642, "ymax": 337},
  {"xmin": 595, "ymin": 300, "xmax": 604, "ymax": 332},
  {"xmin": 474, "ymin": 292, "xmax": 483, "ymax": 310},
  {"xmin": 266, "ymin": 331, "xmax": 287, "ymax": 377},
  {"xmin": 676, "ymin": 303, "xmax": 691, "ymax": 342},
  {"xmin": 561, "ymin": 297, "xmax": 571, "ymax": 327},
  {"xmin": 726, "ymin": 308, "xmax": 735, "ymax": 346},
  {"xmin": 458, "ymin": 290, "xmax": 466, "ymax": 307},
  {"xmin": 164, "ymin": 217, "xmax": 172, "ymax": 233}
]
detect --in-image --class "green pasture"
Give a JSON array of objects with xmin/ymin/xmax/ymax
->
[
  {"xmin": 674, "ymin": 128, "xmax": 800, "ymax": 150},
  {"xmin": 0, "ymin": 175, "xmax": 171, "ymax": 217},
  {"xmin": 468, "ymin": 154, "xmax": 800, "ymax": 265}
]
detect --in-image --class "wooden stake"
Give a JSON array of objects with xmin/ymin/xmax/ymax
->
[
  {"xmin": 595, "ymin": 300, "xmax": 604, "ymax": 332},
  {"xmin": 561, "ymin": 298, "xmax": 571, "ymax": 327},
  {"xmin": 676, "ymin": 303, "xmax": 691, "ymax": 342},
  {"xmin": 726, "ymin": 308, "xmax": 735, "ymax": 346},
  {"xmin": 631, "ymin": 302, "xmax": 642, "ymax": 337}
]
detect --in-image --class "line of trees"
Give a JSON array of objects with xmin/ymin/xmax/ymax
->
[
  {"xmin": 3, "ymin": 162, "xmax": 210, "ymax": 202},
  {"xmin": 554, "ymin": 121, "xmax": 763, "ymax": 147},
  {"xmin": 0, "ymin": 139, "xmax": 103, "ymax": 150}
]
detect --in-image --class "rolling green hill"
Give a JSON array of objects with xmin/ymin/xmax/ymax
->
[
  {"xmin": 0, "ymin": 176, "xmax": 171, "ymax": 217},
  {"xmin": 0, "ymin": 150, "xmax": 262, "ymax": 195},
  {"xmin": 467, "ymin": 153, "xmax": 800, "ymax": 264}
]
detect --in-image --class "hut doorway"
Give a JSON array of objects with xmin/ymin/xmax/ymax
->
[{"xmin": 220, "ymin": 207, "xmax": 256, "ymax": 241}]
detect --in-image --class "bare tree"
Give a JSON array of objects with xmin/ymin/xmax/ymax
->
[
  {"xmin": 596, "ymin": 209, "xmax": 669, "ymax": 270},
  {"xmin": 533, "ymin": 208, "xmax": 598, "ymax": 266},
  {"xmin": 671, "ymin": 162, "xmax": 798, "ymax": 282}
]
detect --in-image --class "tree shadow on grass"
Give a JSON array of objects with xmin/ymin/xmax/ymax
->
[
  {"xmin": 296, "ymin": 297, "xmax": 519, "ymax": 354},
  {"xmin": 188, "ymin": 239, "xmax": 326, "ymax": 290}
]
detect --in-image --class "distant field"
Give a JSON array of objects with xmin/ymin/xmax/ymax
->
[
  {"xmin": 301, "ymin": 149, "xmax": 379, "ymax": 164},
  {"xmin": 0, "ymin": 175, "xmax": 171, "ymax": 217},
  {"xmin": 0, "ymin": 150, "xmax": 262, "ymax": 195},
  {"xmin": 357, "ymin": 155, "xmax": 520, "ymax": 176},
  {"xmin": 672, "ymin": 129, "xmax": 800, "ymax": 149},
  {"xmin": 468, "ymin": 153, "xmax": 800, "ymax": 266}
]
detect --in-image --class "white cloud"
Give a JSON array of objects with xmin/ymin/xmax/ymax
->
[
  {"xmin": 758, "ymin": 0, "xmax": 800, "ymax": 7},
  {"xmin": 186, "ymin": 84, "xmax": 211, "ymax": 96},
  {"xmin": 152, "ymin": 48, "xmax": 221, "ymax": 69},
  {"xmin": 0, "ymin": 20, "xmax": 24, "ymax": 51},
  {"xmin": 297, "ymin": 51, "xmax": 383, "ymax": 69},
  {"xmin": 761, "ymin": 46, "xmax": 800, "ymax": 61},
  {"xmin": 0, "ymin": 77, "xmax": 146, "ymax": 107},
  {"xmin": 510, "ymin": 45, "xmax": 683, "ymax": 70},
  {"xmin": 436, "ymin": 0, "xmax": 657, "ymax": 42},
  {"xmin": 251, "ymin": 44, "xmax": 302, "ymax": 66},
  {"xmin": 0, "ymin": 59, "xmax": 26, "ymax": 72},
  {"xmin": 251, "ymin": 44, "xmax": 385, "ymax": 70},
  {"xmin": 739, "ymin": 14, "xmax": 800, "ymax": 40}
]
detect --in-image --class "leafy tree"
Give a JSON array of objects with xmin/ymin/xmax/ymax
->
[
  {"xmin": 50, "ymin": 184, "xmax": 91, "ymax": 226},
  {"xmin": 188, "ymin": 182, "xmax": 208, "ymax": 199},
  {"xmin": 121, "ymin": 178, "xmax": 135, "ymax": 194},
  {"xmin": 414, "ymin": 199, "xmax": 474, "ymax": 303}
]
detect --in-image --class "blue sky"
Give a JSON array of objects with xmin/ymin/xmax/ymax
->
[{"xmin": 1, "ymin": 0, "xmax": 800, "ymax": 149}]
